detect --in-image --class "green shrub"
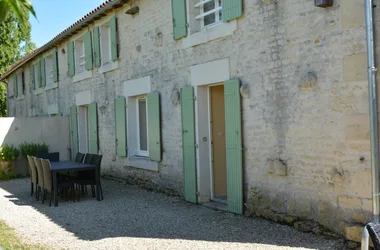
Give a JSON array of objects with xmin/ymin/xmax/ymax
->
[
  {"xmin": 0, "ymin": 145, "xmax": 19, "ymax": 161},
  {"xmin": 19, "ymin": 142, "xmax": 49, "ymax": 158}
]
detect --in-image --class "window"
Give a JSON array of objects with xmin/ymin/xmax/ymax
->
[
  {"xmin": 75, "ymin": 38, "xmax": 85, "ymax": 74},
  {"xmin": 45, "ymin": 55, "xmax": 54, "ymax": 86},
  {"xmin": 100, "ymin": 24, "xmax": 111, "ymax": 65},
  {"xmin": 136, "ymin": 96, "xmax": 148, "ymax": 156},
  {"xmin": 33, "ymin": 62, "xmax": 39, "ymax": 88},
  {"xmin": 78, "ymin": 105, "xmax": 89, "ymax": 153},
  {"xmin": 196, "ymin": 0, "xmax": 222, "ymax": 29}
]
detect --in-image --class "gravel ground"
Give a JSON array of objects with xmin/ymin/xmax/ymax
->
[{"xmin": 0, "ymin": 178, "xmax": 347, "ymax": 250}]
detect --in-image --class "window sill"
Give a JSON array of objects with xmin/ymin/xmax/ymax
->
[
  {"xmin": 127, "ymin": 155, "xmax": 159, "ymax": 172},
  {"xmin": 34, "ymin": 88, "xmax": 44, "ymax": 95},
  {"xmin": 98, "ymin": 61, "xmax": 119, "ymax": 74},
  {"xmin": 73, "ymin": 70, "xmax": 92, "ymax": 83},
  {"xmin": 17, "ymin": 95, "xmax": 25, "ymax": 100},
  {"xmin": 182, "ymin": 20, "xmax": 237, "ymax": 49},
  {"xmin": 45, "ymin": 83, "xmax": 59, "ymax": 91}
]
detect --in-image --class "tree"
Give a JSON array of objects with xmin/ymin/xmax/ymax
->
[
  {"xmin": 0, "ymin": 83, "xmax": 6, "ymax": 117},
  {"xmin": 0, "ymin": 10, "xmax": 35, "ymax": 117},
  {"xmin": 0, "ymin": 0, "xmax": 36, "ymax": 24}
]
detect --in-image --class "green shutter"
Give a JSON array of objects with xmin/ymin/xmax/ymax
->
[
  {"xmin": 40, "ymin": 58, "xmax": 46, "ymax": 87},
  {"xmin": 88, "ymin": 103, "xmax": 98, "ymax": 154},
  {"xmin": 110, "ymin": 16, "xmax": 118, "ymax": 61},
  {"xmin": 13, "ymin": 75, "xmax": 18, "ymax": 97},
  {"xmin": 171, "ymin": 0, "xmax": 187, "ymax": 40},
  {"xmin": 31, "ymin": 64, "xmax": 35, "ymax": 90},
  {"xmin": 70, "ymin": 106, "xmax": 79, "ymax": 160},
  {"xmin": 147, "ymin": 91, "xmax": 161, "ymax": 162},
  {"xmin": 38, "ymin": 60, "xmax": 42, "ymax": 87},
  {"xmin": 93, "ymin": 26, "xmax": 101, "ymax": 68},
  {"xmin": 84, "ymin": 31, "xmax": 93, "ymax": 70},
  {"xmin": 181, "ymin": 86, "xmax": 197, "ymax": 203},
  {"xmin": 115, "ymin": 97, "xmax": 127, "ymax": 157},
  {"xmin": 53, "ymin": 50, "xmax": 59, "ymax": 83},
  {"xmin": 224, "ymin": 79, "xmax": 243, "ymax": 214},
  {"xmin": 67, "ymin": 41, "xmax": 75, "ymax": 77},
  {"xmin": 222, "ymin": 0, "xmax": 243, "ymax": 22}
]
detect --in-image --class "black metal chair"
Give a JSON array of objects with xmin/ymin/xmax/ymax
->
[
  {"xmin": 75, "ymin": 152, "xmax": 85, "ymax": 163},
  {"xmin": 75, "ymin": 154, "xmax": 103, "ymax": 200},
  {"xmin": 37, "ymin": 152, "xmax": 60, "ymax": 162},
  {"xmin": 367, "ymin": 223, "xmax": 380, "ymax": 249},
  {"xmin": 83, "ymin": 153, "xmax": 93, "ymax": 164},
  {"xmin": 41, "ymin": 159, "xmax": 75, "ymax": 206}
]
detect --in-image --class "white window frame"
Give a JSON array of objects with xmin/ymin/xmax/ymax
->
[
  {"xmin": 75, "ymin": 38, "xmax": 85, "ymax": 75},
  {"xmin": 196, "ymin": 0, "xmax": 222, "ymax": 30},
  {"xmin": 72, "ymin": 33, "xmax": 92, "ymax": 83},
  {"xmin": 136, "ymin": 96, "xmax": 149, "ymax": 157},
  {"xmin": 183, "ymin": 0, "xmax": 237, "ymax": 49},
  {"xmin": 100, "ymin": 23, "xmax": 112, "ymax": 65},
  {"xmin": 45, "ymin": 54, "xmax": 55, "ymax": 89}
]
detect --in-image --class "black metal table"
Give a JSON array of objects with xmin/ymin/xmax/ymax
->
[{"xmin": 50, "ymin": 161, "xmax": 99, "ymax": 206}]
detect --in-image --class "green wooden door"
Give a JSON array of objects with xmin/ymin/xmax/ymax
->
[
  {"xmin": 147, "ymin": 91, "xmax": 161, "ymax": 162},
  {"xmin": 70, "ymin": 106, "xmax": 79, "ymax": 160},
  {"xmin": 224, "ymin": 79, "xmax": 243, "ymax": 214},
  {"xmin": 88, "ymin": 103, "xmax": 98, "ymax": 154},
  {"xmin": 181, "ymin": 86, "xmax": 197, "ymax": 203},
  {"xmin": 115, "ymin": 97, "xmax": 127, "ymax": 157}
]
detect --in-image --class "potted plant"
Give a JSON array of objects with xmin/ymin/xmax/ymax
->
[
  {"xmin": 0, "ymin": 145, "xmax": 19, "ymax": 175},
  {"xmin": 17, "ymin": 142, "xmax": 49, "ymax": 176}
]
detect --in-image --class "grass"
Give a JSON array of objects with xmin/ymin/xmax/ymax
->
[{"xmin": 0, "ymin": 220, "xmax": 48, "ymax": 250}]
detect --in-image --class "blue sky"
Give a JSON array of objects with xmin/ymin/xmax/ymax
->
[{"xmin": 29, "ymin": 0, "xmax": 106, "ymax": 48}]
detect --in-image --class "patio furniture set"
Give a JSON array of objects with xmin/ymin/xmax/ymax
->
[{"xmin": 26, "ymin": 152, "xmax": 103, "ymax": 206}]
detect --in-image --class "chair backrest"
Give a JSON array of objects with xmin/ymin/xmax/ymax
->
[
  {"xmin": 37, "ymin": 152, "xmax": 60, "ymax": 162},
  {"xmin": 33, "ymin": 157, "xmax": 44, "ymax": 188},
  {"xmin": 41, "ymin": 159, "xmax": 53, "ymax": 191},
  {"xmin": 75, "ymin": 152, "xmax": 85, "ymax": 163},
  {"xmin": 26, "ymin": 155, "xmax": 37, "ymax": 184},
  {"xmin": 83, "ymin": 154, "xmax": 93, "ymax": 164},
  {"xmin": 367, "ymin": 223, "xmax": 380, "ymax": 249},
  {"xmin": 90, "ymin": 154, "xmax": 103, "ymax": 175}
]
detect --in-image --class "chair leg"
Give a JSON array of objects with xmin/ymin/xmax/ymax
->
[
  {"xmin": 100, "ymin": 182, "xmax": 104, "ymax": 200},
  {"xmin": 36, "ymin": 186, "xmax": 40, "ymax": 201},
  {"xmin": 41, "ymin": 189, "xmax": 45, "ymax": 204},
  {"xmin": 91, "ymin": 185, "xmax": 95, "ymax": 197},
  {"xmin": 49, "ymin": 190, "xmax": 52, "ymax": 207}
]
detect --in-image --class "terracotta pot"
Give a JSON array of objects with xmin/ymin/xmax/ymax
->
[{"xmin": 0, "ymin": 161, "xmax": 11, "ymax": 174}]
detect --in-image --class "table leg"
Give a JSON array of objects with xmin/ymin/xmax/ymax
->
[
  {"xmin": 53, "ymin": 171, "xmax": 58, "ymax": 206},
  {"xmin": 95, "ymin": 169, "xmax": 100, "ymax": 201}
]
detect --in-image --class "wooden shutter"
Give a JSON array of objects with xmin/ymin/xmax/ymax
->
[
  {"xmin": 224, "ymin": 79, "xmax": 243, "ymax": 214},
  {"xmin": 181, "ymin": 86, "xmax": 197, "ymax": 203},
  {"xmin": 147, "ymin": 91, "xmax": 161, "ymax": 162},
  {"xmin": 115, "ymin": 97, "xmax": 127, "ymax": 157},
  {"xmin": 171, "ymin": 0, "xmax": 187, "ymax": 40},
  {"xmin": 88, "ymin": 103, "xmax": 98, "ymax": 154},
  {"xmin": 38, "ymin": 60, "xmax": 42, "ymax": 87},
  {"xmin": 110, "ymin": 16, "xmax": 118, "ymax": 61},
  {"xmin": 53, "ymin": 50, "xmax": 59, "ymax": 83},
  {"xmin": 67, "ymin": 41, "xmax": 75, "ymax": 77},
  {"xmin": 70, "ymin": 106, "xmax": 79, "ymax": 160},
  {"xmin": 222, "ymin": 0, "xmax": 243, "ymax": 22},
  {"xmin": 84, "ymin": 31, "xmax": 93, "ymax": 70},
  {"xmin": 31, "ymin": 64, "xmax": 35, "ymax": 90},
  {"xmin": 40, "ymin": 58, "xmax": 46, "ymax": 87},
  {"xmin": 13, "ymin": 75, "xmax": 18, "ymax": 97},
  {"xmin": 93, "ymin": 27, "xmax": 101, "ymax": 68}
]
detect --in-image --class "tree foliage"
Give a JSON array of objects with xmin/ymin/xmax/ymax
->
[
  {"xmin": 0, "ymin": 83, "xmax": 6, "ymax": 117},
  {"xmin": 0, "ymin": 0, "xmax": 36, "ymax": 24},
  {"xmin": 0, "ymin": 10, "xmax": 35, "ymax": 117}
]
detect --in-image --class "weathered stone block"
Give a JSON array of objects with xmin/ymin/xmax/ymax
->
[
  {"xmin": 343, "ymin": 53, "xmax": 367, "ymax": 82},
  {"xmin": 298, "ymin": 72, "xmax": 317, "ymax": 91},
  {"xmin": 344, "ymin": 114, "xmax": 370, "ymax": 141},
  {"xmin": 338, "ymin": 195, "xmax": 362, "ymax": 210},
  {"xmin": 267, "ymin": 159, "xmax": 287, "ymax": 176},
  {"xmin": 341, "ymin": 0, "xmax": 365, "ymax": 30}
]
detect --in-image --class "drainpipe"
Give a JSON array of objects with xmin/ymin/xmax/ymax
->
[{"xmin": 362, "ymin": 0, "xmax": 380, "ymax": 249}]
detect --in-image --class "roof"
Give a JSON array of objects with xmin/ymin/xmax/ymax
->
[{"xmin": 0, "ymin": 0, "xmax": 128, "ymax": 82}]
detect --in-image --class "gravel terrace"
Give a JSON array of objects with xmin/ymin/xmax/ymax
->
[{"xmin": 0, "ymin": 178, "xmax": 347, "ymax": 250}]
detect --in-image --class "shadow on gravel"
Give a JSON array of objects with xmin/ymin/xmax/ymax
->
[{"xmin": 0, "ymin": 178, "xmax": 345, "ymax": 249}]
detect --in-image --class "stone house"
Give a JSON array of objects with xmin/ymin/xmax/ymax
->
[{"xmin": 0, "ymin": 0, "xmax": 375, "ymax": 241}]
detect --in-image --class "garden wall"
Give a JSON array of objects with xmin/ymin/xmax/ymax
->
[{"xmin": 0, "ymin": 117, "xmax": 70, "ymax": 161}]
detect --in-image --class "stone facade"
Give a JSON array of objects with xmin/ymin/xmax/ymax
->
[{"xmin": 3, "ymin": 0, "xmax": 376, "ymax": 241}]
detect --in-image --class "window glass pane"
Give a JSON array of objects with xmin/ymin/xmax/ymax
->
[
  {"xmin": 218, "ymin": 0, "xmax": 222, "ymax": 21},
  {"xmin": 101, "ymin": 25, "xmax": 111, "ymax": 64},
  {"xmin": 138, "ymin": 99, "xmax": 148, "ymax": 151},
  {"xmin": 203, "ymin": 1, "xmax": 215, "ymax": 26}
]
